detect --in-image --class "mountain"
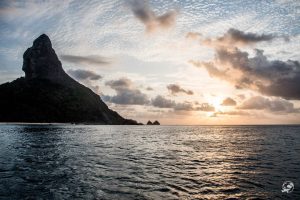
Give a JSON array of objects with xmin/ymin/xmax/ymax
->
[{"xmin": 0, "ymin": 34, "xmax": 140, "ymax": 125}]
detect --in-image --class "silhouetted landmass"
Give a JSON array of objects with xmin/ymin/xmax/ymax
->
[
  {"xmin": 146, "ymin": 120, "xmax": 160, "ymax": 125},
  {"xmin": 153, "ymin": 120, "xmax": 160, "ymax": 125},
  {"xmin": 147, "ymin": 120, "xmax": 153, "ymax": 125},
  {"xmin": 0, "ymin": 34, "xmax": 140, "ymax": 125}
]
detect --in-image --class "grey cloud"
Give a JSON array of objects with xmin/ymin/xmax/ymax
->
[
  {"xmin": 146, "ymin": 86, "xmax": 153, "ymax": 91},
  {"xmin": 104, "ymin": 79, "xmax": 204, "ymax": 109},
  {"xmin": 61, "ymin": 55, "xmax": 111, "ymax": 66},
  {"xmin": 129, "ymin": 0, "xmax": 177, "ymax": 32},
  {"xmin": 173, "ymin": 102, "xmax": 194, "ymax": 111},
  {"xmin": 258, "ymin": 69, "xmax": 300, "ymax": 100},
  {"xmin": 105, "ymin": 78, "xmax": 132, "ymax": 90},
  {"xmin": 103, "ymin": 89, "xmax": 149, "ymax": 105},
  {"xmin": 151, "ymin": 95, "xmax": 176, "ymax": 108},
  {"xmin": 66, "ymin": 70, "xmax": 102, "ymax": 95},
  {"xmin": 202, "ymin": 28, "xmax": 279, "ymax": 48},
  {"xmin": 151, "ymin": 95, "xmax": 214, "ymax": 112},
  {"xmin": 167, "ymin": 84, "xmax": 193, "ymax": 95},
  {"xmin": 218, "ymin": 48, "xmax": 300, "ymax": 100},
  {"xmin": 238, "ymin": 96, "xmax": 299, "ymax": 113},
  {"xmin": 221, "ymin": 28, "xmax": 275, "ymax": 43},
  {"xmin": 67, "ymin": 69, "xmax": 102, "ymax": 80},
  {"xmin": 192, "ymin": 44, "xmax": 300, "ymax": 100},
  {"xmin": 221, "ymin": 97, "xmax": 237, "ymax": 106},
  {"xmin": 104, "ymin": 78, "xmax": 149, "ymax": 105}
]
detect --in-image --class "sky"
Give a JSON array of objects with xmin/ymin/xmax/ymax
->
[{"xmin": 0, "ymin": 0, "xmax": 300, "ymax": 125}]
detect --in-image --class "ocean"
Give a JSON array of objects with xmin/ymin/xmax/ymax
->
[{"xmin": 0, "ymin": 125, "xmax": 299, "ymax": 199}]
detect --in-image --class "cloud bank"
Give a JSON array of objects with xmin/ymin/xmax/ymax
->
[
  {"xmin": 238, "ymin": 96, "xmax": 299, "ymax": 113},
  {"xmin": 103, "ymin": 78, "xmax": 213, "ymax": 112},
  {"xmin": 151, "ymin": 95, "xmax": 214, "ymax": 111},
  {"xmin": 191, "ymin": 28, "xmax": 300, "ymax": 100}
]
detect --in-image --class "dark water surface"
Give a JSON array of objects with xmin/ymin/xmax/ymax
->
[{"xmin": 0, "ymin": 125, "xmax": 299, "ymax": 200}]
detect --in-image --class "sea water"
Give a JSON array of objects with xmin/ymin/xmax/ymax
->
[{"xmin": 0, "ymin": 125, "xmax": 299, "ymax": 199}]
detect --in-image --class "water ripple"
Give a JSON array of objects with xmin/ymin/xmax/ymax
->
[{"xmin": 0, "ymin": 125, "xmax": 299, "ymax": 199}]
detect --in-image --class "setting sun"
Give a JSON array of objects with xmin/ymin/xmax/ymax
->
[{"xmin": 210, "ymin": 97, "xmax": 224, "ymax": 112}]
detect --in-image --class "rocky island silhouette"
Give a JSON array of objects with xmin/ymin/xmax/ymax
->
[
  {"xmin": 0, "ymin": 34, "xmax": 142, "ymax": 125},
  {"xmin": 146, "ymin": 120, "xmax": 160, "ymax": 125}
]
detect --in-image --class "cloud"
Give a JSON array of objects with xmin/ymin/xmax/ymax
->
[
  {"xmin": 151, "ymin": 95, "xmax": 214, "ymax": 111},
  {"xmin": 67, "ymin": 69, "xmax": 102, "ymax": 80},
  {"xmin": 191, "ymin": 28, "xmax": 300, "ymax": 100},
  {"xmin": 167, "ymin": 84, "xmax": 193, "ymax": 95},
  {"xmin": 196, "ymin": 103, "xmax": 215, "ymax": 112},
  {"xmin": 61, "ymin": 55, "xmax": 111, "ymax": 66},
  {"xmin": 104, "ymin": 77, "xmax": 149, "ymax": 105},
  {"xmin": 238, "ymin": 96, "xmax": 299, "ymax": 113},
  {"xmin": 66, "ymin": 69, "xmax": 102, "ymax": 94},
  {"xmin": 203, "ymin": 28, "xmax": 277, "ymax": 47},
  {"xmin": 188, "ymin": 28, "xmax": 280, "ymax": 48},
  {"xmin": 129, "ymin": 0, "xmax": 177, "ymax": 32},
  {"xmin": 146, "ymin": 86, "xmax": 153, "ymax": 91},
  {"xmin": 104, "ymin": 78, "xmax": 211, "ymax": 111},
  {"xmin": 103, "ymin": 90, "xmax": 149, "ymax": 105},
  {"xmin": 173, "ymin": 102, "xmax": 194, "ymax": 111},
  {"xmin": 221, "ymin": 97, "xmax": 237, "ymax": 106},
  {"xmin": 214, "ymin": 110, "xmax": 250, "ymax": 116},
  {"xmin": 190, "ymin": 60, "xmax": 229, "ymax": 81},
  {"xmin": 151, "ymin": 95, "xmax": 176, "ymax": 108},
  {"xmin": 105, "ymin": 78, "xmax": 131, "ymax": 89}
]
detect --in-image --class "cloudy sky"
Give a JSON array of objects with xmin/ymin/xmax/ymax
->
[{"xmin": 1, "ymin": 0, "xmax": 300, "ymax": 125}]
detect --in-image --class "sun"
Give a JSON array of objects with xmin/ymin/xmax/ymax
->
[
  {"xmin": 206, "ymin": 111, "xmax": 216, "ymax": 117},
  {"xmin": 210, "ymin": 97, "xmax": 223, "ymax": 112},
  {"xmin": 204, "ymin": 96, "xmax": 224, "ymax": 117}
]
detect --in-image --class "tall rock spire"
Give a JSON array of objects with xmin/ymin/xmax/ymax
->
[
  {"xmin": 0, "ymin": 34, "xmax": 140, "ymax": 124},
  {"xmin": 22, "ymin": 34, "xmax": 67, "ymax": 81}
]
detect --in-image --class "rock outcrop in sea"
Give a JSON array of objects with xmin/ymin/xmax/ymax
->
[
  {"xmin": 0, "ymin": 34, "xmax": 140, "ymax": 125},
  {"xmin": 147, "ymin": 121, "xmax": 153, "ymax": 125},
  {"xmin": 147, "ymin": 120, "xmax": 160, "ymax": 125},
  {"xmin": 153, "ymin": 120, "xmax": 160, "ymax": 125}
]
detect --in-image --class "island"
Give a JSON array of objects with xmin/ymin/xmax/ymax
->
[
  {"xmin": 0, "ymin": 34, "xmax": 141, "ymax": 125},
  {"xmin": 146, "ymin": 120, "xmax": 160, "ymax": 125}
]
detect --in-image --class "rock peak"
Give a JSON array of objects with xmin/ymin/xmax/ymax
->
[
  {"xmin": 0, "ymin": 34, "xmax": 140, "ymax": 125},
  {"xmin": 33, "ymin": 34, "xmax": 52, "ymax": 49},
  {"xmin": 22, "ymin": 34, "xmax": 67, "ymax": 81}
]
